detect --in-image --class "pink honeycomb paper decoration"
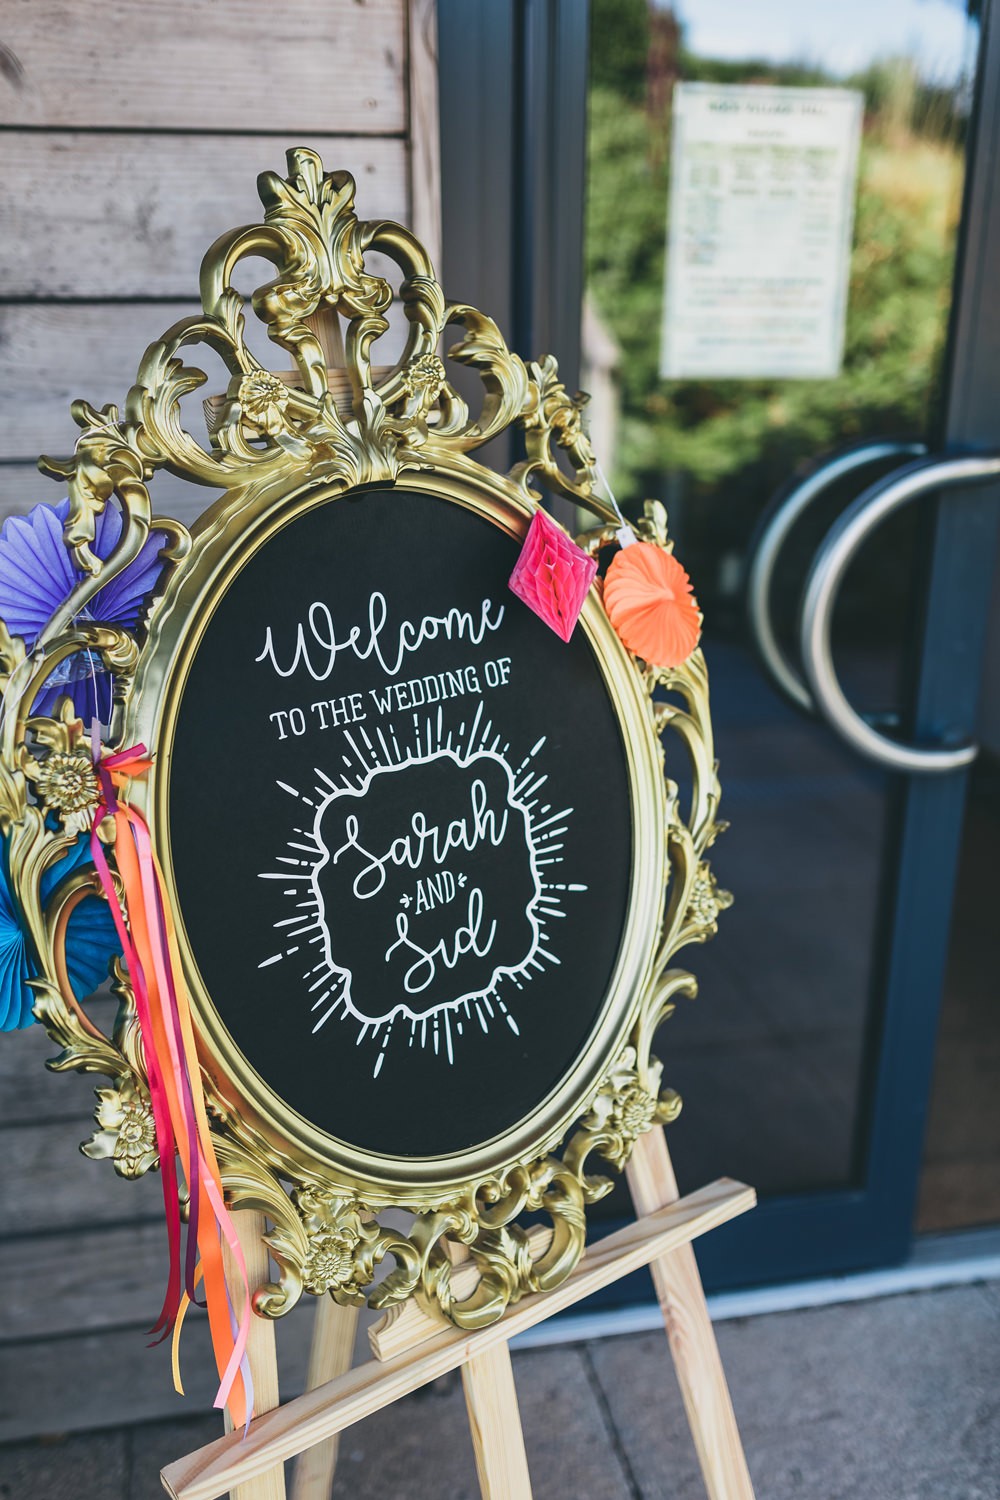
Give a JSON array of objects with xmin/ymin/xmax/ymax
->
[{"xmin": 508, "ymin": 509, "xmax": 598, "ymax": 642}]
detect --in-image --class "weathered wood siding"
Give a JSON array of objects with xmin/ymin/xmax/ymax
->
[
  {"xmin": 0, "ymin": 0, "xmax": 439, "ymax": 524},
  {"xmin": 0, "ymin": 0, "xmax": 437, "ymax": 1439}
]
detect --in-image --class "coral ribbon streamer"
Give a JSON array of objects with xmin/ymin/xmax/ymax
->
[{"xmin": 89, "ymin": 744, "xmax": 254, "ymax": 1428}]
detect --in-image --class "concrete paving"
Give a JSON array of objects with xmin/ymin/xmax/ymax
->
[{"xmin": 2, "ymin": 1280, "xmax": 998, "ymax": 1499}]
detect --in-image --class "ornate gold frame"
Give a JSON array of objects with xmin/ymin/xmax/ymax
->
[{"xmin": 0, "ymin": 150, "xmax": 729, "ymax": 1329}]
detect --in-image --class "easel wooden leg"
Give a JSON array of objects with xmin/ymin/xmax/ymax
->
[
  {"xmin": 222, "ymin": 1211, "xmax": 286, "ymax": 1500},
  {"xmin": 290, "ymin": 1299, "xmax": 359, "ymax": 1500},
  {"xmin": 626, "ymin": 1129, "xmax": 755, "ymax": 1500},
  {"xmin": 461, "ymin": 1340, "xmax": 533, "ymax": 1500},
  {"xmin": 161, "ymin": 1179, "xmax": 756, "ymax": 1500}
]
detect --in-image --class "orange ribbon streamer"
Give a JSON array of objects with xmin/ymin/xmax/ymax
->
[{"xmin": 90, "ymin": 745, "xmax": 253, "ymax": 1428}]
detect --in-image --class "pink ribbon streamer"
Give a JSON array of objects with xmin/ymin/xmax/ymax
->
[{"xmin": 89, "ymin": 742, "xmax": 254, "ymax": 1426}]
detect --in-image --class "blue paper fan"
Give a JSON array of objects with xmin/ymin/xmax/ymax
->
[
  {"xmin": 39, "ymin": 831, "xmax": 121, "ymax": 1002},
  {"xmin": 0, "ymin": 497, "xmax": 166, "ymax": 722},
  {"xmin": 1, "ymin": 832, "xmax": 121, "ymax": 1031},
  {"xmin": 62, "ymin": 896, "xmax": 121, "ymax": 1001},
  {"xmin": 0, "ymin": 873, "xmax": 33, "ymax": 1031}
]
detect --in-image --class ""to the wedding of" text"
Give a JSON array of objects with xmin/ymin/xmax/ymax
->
[{"xmin": 267, "ymin": 657, "xmax": 513, "ymax": 741}]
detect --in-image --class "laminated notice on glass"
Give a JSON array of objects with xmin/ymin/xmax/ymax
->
[{"xmin": 661, "ymin": 83, "xmax": 863, "ymax": 380}]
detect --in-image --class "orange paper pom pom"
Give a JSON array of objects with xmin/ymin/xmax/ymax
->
[{"xmin": 603, "ymin": 541, "xmax": 702, "ymax": 667}]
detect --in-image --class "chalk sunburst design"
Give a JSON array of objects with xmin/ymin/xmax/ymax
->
[{"xmin": 256, "ymin": 702, "xmax": 586, "ymax": 1078}]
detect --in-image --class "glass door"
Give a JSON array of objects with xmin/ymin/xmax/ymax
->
[{"xmin": 580, "ymin": 0, "xmax": 1000, "ymax": 1287}]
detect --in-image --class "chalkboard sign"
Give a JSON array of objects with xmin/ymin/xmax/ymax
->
[
  {"xmin": 20, "ymin": 156, "xmax": 724, "ymax": 1328},
  {"xmin": 143, "ymin": 467, "xmax": 666, "ymax": 1187}
]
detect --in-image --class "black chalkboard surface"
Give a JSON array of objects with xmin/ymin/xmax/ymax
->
[{"xmin": 169, "ymin": 486, "xmax": 632, "ymax": 1159}]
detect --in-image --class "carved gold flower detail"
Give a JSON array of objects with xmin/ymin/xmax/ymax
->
[
  {"xmin": 304, "ymin": 1228, "xmax": 362, "ymax": 1294},
  {"xmin": 687, "ymin": 863, "xmax": 733, "ymax": 931},
  {"xmin": 237, "ymin": 371, "xmax": 290, "ymax": 435},
  {"xmin": 403, "ymin": 353, "xmax": 446, "ymax": 403},
  {"xmin": 26, "ymin": 749, "xmax": 99, "ymax": 836},
  {"xmin": 296, "ymin": 1187, "xmax": 367, "ymax": 1296},
  {"xmin": 84, "ymin": 1083, "xmax": 158, "ymax": 1178},
  {"xmin": 612, "ymin": 1083, "xmax": 658, "ymax": 1140},
  {"xmin": 577, "ymin": 1047, "xmax": 667, "ymax": 1171}
]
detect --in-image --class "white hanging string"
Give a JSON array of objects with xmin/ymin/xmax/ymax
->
[{"xmin": 593, "ymin": 457, "xmax": 636, "ymax": 548}]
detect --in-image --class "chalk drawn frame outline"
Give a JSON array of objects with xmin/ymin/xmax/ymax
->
[{"xmin": 307, "ymin": 745, "xmax": 545, "ymax": 1029}]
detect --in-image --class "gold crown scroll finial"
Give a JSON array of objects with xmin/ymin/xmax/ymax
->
[{"xmin": 39, "ymin": 150, "xmax": 614, "ymax": 596}]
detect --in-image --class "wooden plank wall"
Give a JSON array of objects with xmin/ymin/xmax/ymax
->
[{"xmin": 0, "ymin": 0, "xmax": 438, "ymax": 1440}]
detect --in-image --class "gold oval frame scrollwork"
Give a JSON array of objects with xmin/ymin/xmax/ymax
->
[{"xmin": 0, "ymin": 150, "xmax": 730, "ymax": 1331}]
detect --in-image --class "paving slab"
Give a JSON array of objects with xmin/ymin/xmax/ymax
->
[
  {"xmin": 587, "ymin": 1281, "xmax": 1000, "ymax": 1499},
  {"xmin": 0, "ymin": 1428, "xmax": 127, "ymax": 1500},
  {"xmin": 124, "ymin": 1415, "xmax": 235, "ymax": 1500}
]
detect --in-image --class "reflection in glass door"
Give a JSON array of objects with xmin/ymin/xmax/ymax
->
[{"xmin": 581, "ymin": 0, "xmax": 998, "ymax": 1286}]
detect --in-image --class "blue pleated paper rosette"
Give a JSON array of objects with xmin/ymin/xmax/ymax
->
[
  {"xmin": 0, "ymin": 498, "xmax": 166, "ymax": 724},
  {"xmin": 0, "ymin": 830, "xmax": 121, "ymax": 1031}
]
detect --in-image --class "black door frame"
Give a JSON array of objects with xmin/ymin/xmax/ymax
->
[
  {"xmin": 437, "ymin": 0, "xmax": 1000, "ymax": 1290},
  {"xmin": 438, "ymin": 0, "xmax": 588, "ymax": 447}
]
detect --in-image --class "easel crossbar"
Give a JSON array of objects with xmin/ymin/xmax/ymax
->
[{"xmin": 160, "ymin": 1176, "xmax": 754, "ymax": 1500}]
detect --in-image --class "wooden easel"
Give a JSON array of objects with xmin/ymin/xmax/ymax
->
[{"xmin": 161, "ymin": 1127, "xmax": 756, "ymax": 1500}]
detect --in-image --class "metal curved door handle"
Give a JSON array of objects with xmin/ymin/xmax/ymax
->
[
  {"xmin": 800, "ymin": 452, "xmax": 1000, "ymax": 774},
  {"xmin": 747, "ymin": 441, "xmax": 927, "ymax": 712}
]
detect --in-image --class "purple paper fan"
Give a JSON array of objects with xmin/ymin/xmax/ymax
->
[
  {"xmin": 0, "ymin": 503, "xmax": 78, "ymax": 641},
  {"xmin": 0, "ymin": 498, "xmax": 166, "ymax": 721},
  {"xmin": 86, "ymin": 501, "xmax": 167, "ymax": 628}
]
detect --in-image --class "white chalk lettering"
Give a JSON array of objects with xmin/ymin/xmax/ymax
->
[
  {"xmin": 385, "ymin": 888, "xmax": 497, "ymax": 995},
  {"xmin": 330, "ymin": 778, "xmax": 509, "ymax": 902},
  {"xmin": 256, "ymin": 593, "xmax": 505, "ymax": 684},
  {"xmin": 414, "ymin": 870, "xmax": 456, "ymax": 912}
]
